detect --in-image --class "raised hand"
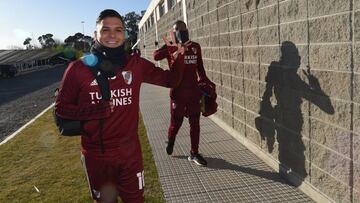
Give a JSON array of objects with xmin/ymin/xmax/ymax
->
[{"xmin": 162, "ymin": 30, "xmax": 185, "ymax": 59}]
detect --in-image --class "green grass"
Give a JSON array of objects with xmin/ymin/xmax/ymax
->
[
  {"xmin": 0, "ymin": 109, "xmax": 164, "ymax": 203},
  {"xmin": 139, "ymin": 116, "xmax": 165, "ymax": 203}
]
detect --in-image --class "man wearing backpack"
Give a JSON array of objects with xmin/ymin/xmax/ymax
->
[
  {"xmin": 153, "ymin": 20, "xmax": 213, "ymax": 166},
  {"xmin": 55, "ymin": 9, "xmax": 184, "ymax": 203}
]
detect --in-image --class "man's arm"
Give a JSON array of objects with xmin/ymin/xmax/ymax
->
[
  {"xmin": 55, "ymin": 61, "xmax": 111, "ymax": 120},
  {"xmin": 153, "ymin": 44, "xmax": 169, "ymax": 61},
  {"xmin": 142, "ymin": 33, "xmax": 185, "ymax": 87},
  {"xmin": 141, "ymin": 51, "xmax": 184, "ymax": 87},
  {"xmin": 196, "ymin": 44, "xmax": 210, "ymax": 82}
]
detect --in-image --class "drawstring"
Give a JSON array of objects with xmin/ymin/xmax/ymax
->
[{"xmin": 99, "ymin": 119, "xmax": 105, "ymax": 154}]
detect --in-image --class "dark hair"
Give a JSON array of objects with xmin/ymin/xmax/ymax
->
[
  {"xmin": 96, "ymin": 9, "xmax": 124, "ymax": 24},
  {"xmin": 173, "ymin": 20, "xmax": 187, "ymax": 31}
]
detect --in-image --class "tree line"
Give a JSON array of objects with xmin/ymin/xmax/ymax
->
[{"xmin": 22, "ymin": 11, "xmax": 143, "ymax": 54}]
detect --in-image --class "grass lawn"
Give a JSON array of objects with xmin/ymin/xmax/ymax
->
[{"xmin": 0, "ymin": 109, "xmax": 164, "ymax": 203}]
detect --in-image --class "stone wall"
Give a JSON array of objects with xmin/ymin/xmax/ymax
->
[
  {"xmin": 139, "ymin": 2, "xmax": 183, "ymax": 66},
  {"xmin": 139, "ymin": 0, "xmax": 360, "ymax": 202}
]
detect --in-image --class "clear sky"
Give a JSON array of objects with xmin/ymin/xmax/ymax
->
[{"xmin": 0, "ymin": 0, "xmax": 150, "ymax": 49}]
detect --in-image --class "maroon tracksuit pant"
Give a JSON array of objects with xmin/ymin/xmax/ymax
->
[{"xmin": 168, "ymin": 89, "xmax": 201, "ymax": 154}]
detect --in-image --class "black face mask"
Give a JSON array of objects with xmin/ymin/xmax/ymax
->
[{"xmin": 174, "ymin": 30, "xmax": 189, "ymax": 44}]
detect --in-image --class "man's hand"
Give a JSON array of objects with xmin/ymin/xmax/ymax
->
[{"xmin": 162, "ymin": 31, "xmax": 185, "ymax": 60}]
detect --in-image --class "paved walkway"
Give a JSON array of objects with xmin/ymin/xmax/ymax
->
[{"xmin": 140, "ymin": 84, "xmax": 314, "ymax": 203}]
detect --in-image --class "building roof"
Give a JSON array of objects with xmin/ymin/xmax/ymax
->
[{"xmin": 0, "ymin": 49, "xmax": 62, "ymax": 65}]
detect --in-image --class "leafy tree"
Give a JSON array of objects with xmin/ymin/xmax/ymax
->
[
  {"xmin": 123, "ymin": 11, "xmax": 142, "ymax": 46},
  {"xmin": 64, "ymin": 32, "xmax": 93, "ymax": 52},
  {"xmin": 38, "ymin": 33, "xmax": 56, "ymax": 48},
  {"xmin": 23, "ymin": 37, "xmax": 32, "ymax": 49}
]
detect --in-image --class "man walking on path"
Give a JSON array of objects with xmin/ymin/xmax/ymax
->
[{"xmin": 153, "ymin": 20, "xmax": 212, "ymax": 166}]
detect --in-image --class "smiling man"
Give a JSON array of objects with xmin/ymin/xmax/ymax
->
[{"xmin": 55, "ymin": 9, "xmax": 184, "ymax": 203}]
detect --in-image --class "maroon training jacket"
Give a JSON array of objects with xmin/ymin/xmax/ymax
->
[{"xmin": 55, "ymin": 53, "xmax": 183, "ymax": 157}]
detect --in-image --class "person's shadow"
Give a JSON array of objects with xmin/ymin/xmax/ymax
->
[
  {"xmin": 173, "ymin": 155, "xmax": 287, "ymax": 184},
  {"xmin": 255, "ymin": 41, "xmax": 335, "ymax": 186}
]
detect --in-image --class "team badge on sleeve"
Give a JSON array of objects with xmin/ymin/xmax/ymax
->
[{"xmin": 122, "ymin": 71, "xmax": 132, "ymax": 85}]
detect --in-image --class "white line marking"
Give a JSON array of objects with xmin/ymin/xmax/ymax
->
[{"xmin": 0, "ymin": 103, "xmax": 55, "ymax": 145}]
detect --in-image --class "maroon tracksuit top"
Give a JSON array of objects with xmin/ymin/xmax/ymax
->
[
  {"xmin": 153, "ymin": 41, "xmax": 208, "ymax": 99},
  {"xmin": 55, "ymin": 53, "xmax": 183, "ymax": 157}
]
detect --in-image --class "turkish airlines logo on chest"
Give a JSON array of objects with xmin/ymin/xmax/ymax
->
[
  {"xmin": 184, "ymin": 55, "xmax": 197, "ymax": 65},
  {"xmin": 122, "ymin": 71, "xmax": 132, "ymax": 85}
]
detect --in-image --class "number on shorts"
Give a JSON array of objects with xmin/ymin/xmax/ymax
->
[{"xmin": 136, "ymin": 171, "xmax": 145, "ymax": 190}]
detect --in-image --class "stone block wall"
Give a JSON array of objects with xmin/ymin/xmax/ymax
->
[
  {"xmin": 139, "ymin": 2, "xmax": 183, "ymax": 67},
  {"xmin": 139, "ymin": 0, "xmax": 360, "ymax": 202},
  {"xmin": 139, "ymin": 24, "xmax": 156, "ymax": 60}
]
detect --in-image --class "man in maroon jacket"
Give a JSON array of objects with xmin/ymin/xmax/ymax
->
[
  {"xmin": 153, "ymin": 20, "xmax": 210, "ymax": 166},
  {"xmin": 55, "ymin": 9, "xmax": 184, "ymax": 203}
]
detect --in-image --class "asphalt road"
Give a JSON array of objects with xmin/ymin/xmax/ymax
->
[{"xmin": 0, "ymin": 65, "xmax": 67, "ymax": 142}]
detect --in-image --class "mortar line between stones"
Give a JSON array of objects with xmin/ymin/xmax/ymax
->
[
  {"xmin": 198, "ymin": 41, "xmax": 352, "ymax": 48},
  {"xmin": 304, "ymin": 0, "xmax": 313, "ymax": 183},
  {"xmin": 256, "ymin": 0, "xmax": 261, "ymax": 148},
  {"xmin": 349, "ymin": 0, "xmax": 355, "ymax": 201},
  {"xmin": 239, "ymin": 0, "xmax": 246, "ymax": 138}
]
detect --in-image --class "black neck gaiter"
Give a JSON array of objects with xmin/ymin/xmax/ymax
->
[{"xmin": 90, "ymin": 41, "xmax": 127, "ymax": 77}]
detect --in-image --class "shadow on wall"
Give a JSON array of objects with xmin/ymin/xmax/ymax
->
[
  {"xmin": 255, "ymin": 41, "xmax": 335, "ymax": 186},
  {"xmin": 245, "ymin": 0, "xmax": 260, "ymax": 9}
]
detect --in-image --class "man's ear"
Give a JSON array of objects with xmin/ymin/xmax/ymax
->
[{"xmin": 93, "ymin": 31, "xmax": 97, "ymax": 39}]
